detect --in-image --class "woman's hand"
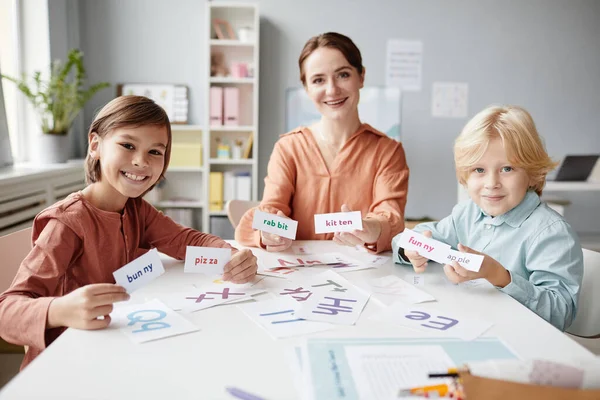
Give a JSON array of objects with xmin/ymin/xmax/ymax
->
[
  {"xmin": 260, "ymin": 210, "xmax": 293, "ymax": 252},
  {"xmin": 332, "ymin": 204, "xmax": 382, "ymax": 247}
]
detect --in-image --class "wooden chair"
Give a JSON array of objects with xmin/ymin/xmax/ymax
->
[
  {"xmin": 0, "ymin": 228, "xmax": 32, "ymax": 354},
  {"xmin": 567, "ymin": 248, "xmax": 600, "ymax": 338},
  {"xmin": 225, "ymin": 200, "xmax": 260, "ymax": 229}
]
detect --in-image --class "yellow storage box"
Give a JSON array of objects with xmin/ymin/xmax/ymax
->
[
  {"xmin": 170, "ymin": 143, "xmax": 202, "ymax": 167},
  {"xmin": 170, "ymin": 127, "xmax": 203, "ymax": 167}
]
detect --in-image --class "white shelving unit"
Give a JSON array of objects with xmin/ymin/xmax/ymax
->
[
  {"xmin": 209, "ymin": 210, "xmax": 228, "ymax": 216},
  {"xmin": 144, "ymin": 123, "xmax": 204, "ymax": 229},
  {"xmin": 209, "ymin": 39, "xmax": 254, "ymax": 47},
  {"xmin": 209, "ymin": 159, "xmax": 254, "ymax": 165},
  {"xmin": 148, "ymin": 3, "xmax": 259, "ymax": 236},
  {"xmin": 204, "ymin": 1, "xmax": 259, "ymax": 235},
  {"xmin": 168, "ymin": 166, "xmax": 205, "ymax": 173},
  {"xmin": 209, "ymin": 77, "xmax": 256, "ymax": 84},
  {"xmin": 154, "ymin": 200, "xmax": 205, "ymax": 209},
  {"xmin": 209, "ymin": 125, "xmax": 254, "ymax": 132}
]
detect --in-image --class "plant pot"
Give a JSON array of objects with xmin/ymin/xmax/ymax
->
[{"xmin": 36, "ymin": 132, "xmax": 70, "ymax": 164}]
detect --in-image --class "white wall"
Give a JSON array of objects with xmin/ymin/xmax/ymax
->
[
  {"xmin": 79, "ymin": 0, "xmax": 205, "ymax": 124},
  {"xmin": 20, "ymin": 0, "xmax": 50, "ymax": 162},
  {"xmin": 48, "ymin": 0, "xmax": 86, "ymax": 157},
  {"xmin": 77, "ymin": 0, "xmax": 600, "ymax": 234}
]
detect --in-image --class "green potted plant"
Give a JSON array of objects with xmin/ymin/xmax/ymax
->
[{"xmin": 1, "ymin": 48, "xmax": 109, "ymax": 163}]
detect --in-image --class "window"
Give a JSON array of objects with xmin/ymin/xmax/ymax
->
[{"xmin": 0, "ymin": 0, "xmax": 22, "ymax": 161}]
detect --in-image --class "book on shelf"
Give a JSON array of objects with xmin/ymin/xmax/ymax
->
[
  {"xmin": 243, "ymin": 134, "xmax": 253, "ymax": 159},
  {"xmin": 209, "ymin": 172, "xmax": 224, "ymax": 211}
]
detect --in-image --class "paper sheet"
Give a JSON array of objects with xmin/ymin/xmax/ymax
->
[
  {"xmin": 294, "ymin": 271, "xmax": 371, "ymax": 325},
  {"xmin": 345, "ymin": 345, "xmax": 455, "ymax": 399},
  {"xmin": 385, "ymin": 39, "xmax": 423, "ymax": 91},
  {"xmin": 238, "ymin": 297, "xmax": 333, "ymax": 339},
  {"xmin": 110, "ymin": 299, "xmax": 199, "ymax": 343},
  {"xmin": 371, "ymin": 302, "xmax": 492, "ymax": 341},
  {"xmin": 370, "ymin": 275, "xmax": 435, "ymax": 304}
]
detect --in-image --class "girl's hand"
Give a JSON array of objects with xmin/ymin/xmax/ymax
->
[
  {"xmin": 222, "ymin": 249, "xmax": 258, "ymax": 284},
  {"xmin": 443, "ymin": 244, "xmax": 511, "ymax": 287},
  {"xmin": 47, "ymin": 284, "xmax": 130, "ymax": 330},
  {"xmin": 260, "ymin": 210, "xmax": 293, "ymax": 252},
  {"xmin": 333, "ymin": 204, "xmax": 382, "ymax": 247},
  {"xmin": 404, "ymin": 230, "xmax": 432, "ymax": 273}
]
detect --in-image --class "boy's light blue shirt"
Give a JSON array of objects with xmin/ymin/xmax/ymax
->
[{"xmin": 392, "ymin": 191, "xmax": 583, "ymax": 331}]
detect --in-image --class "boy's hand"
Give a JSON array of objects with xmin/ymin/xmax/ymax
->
[
  {"xmin": 333, "ymin": 204, "xmax": 382, "ymax": 247},
  {"xmin": 47, "ymin": 284, "xmax": 130, "ymax": 330},
  {"xmin": 404, "ymin": 230, "xmax": 432, "ymax": 273},
  {"xmin": 443, "ymin": 244, "xmax": 511, "ymax": 287},
  {"xmin": 260, "ymin": 210, "xmax": 293, "ymax": 252},
  {"xmin": 223, "ymin": 249, "xmax": 258, "ymax": 284}
]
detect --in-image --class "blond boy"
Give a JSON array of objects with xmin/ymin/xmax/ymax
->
[{"xmin": 392, "ymin": 105, "xmax": 583, "ymax": 331}]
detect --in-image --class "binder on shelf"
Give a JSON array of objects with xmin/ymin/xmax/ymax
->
[
  {"xmin": 209, "ymin": 172, "xmax": 224, "ymax": 211},
  {"xmin": 210, "ymin": 86, "xmax": 224, "ymax": 126},
  {"xmin": 235, "ymin": 172, "xmax": 252, "ymax": 201},
  {"xmin": 243, "ymin": 134, "xmax": 253, "ymax": 159},
  {"xmin": 223, "ymin": 171, "xmax": 236, "ymax": 203},
  {"xmin": 223, "ymin": 87, "xmax": 240, "ymax": 126}
]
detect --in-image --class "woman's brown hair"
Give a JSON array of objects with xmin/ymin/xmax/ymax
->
[{"xmin": 298, "ymin": 32, "xmax": 364, "ymax": 85}]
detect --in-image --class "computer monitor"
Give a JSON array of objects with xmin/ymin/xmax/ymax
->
[{"xmin": 553, "ymin": 155, "xmax": 599, "ymax": 182}]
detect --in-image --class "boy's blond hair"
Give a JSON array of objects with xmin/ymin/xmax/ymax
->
[
  {"xmin": 84, "ymin": 95, "xmax": 172, "ymax": 192},
  {"xmin": 454, "ymin": 105, "xmax": 558, "ymax": 196}
]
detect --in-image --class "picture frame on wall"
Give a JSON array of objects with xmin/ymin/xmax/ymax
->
[
  {"xmin": 212, "ymin": 19, "xmax": 236, "ymax": 40},
  {"xmin": 117, "ymin": 83, "xmax": 189, "ymax": 124}
]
